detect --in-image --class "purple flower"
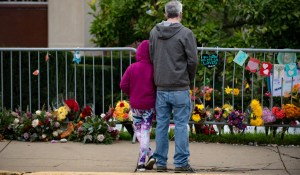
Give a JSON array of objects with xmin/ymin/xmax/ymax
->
[{"xmin": 23, "ymin": 133, "xmax": 29, "ymax": 140}]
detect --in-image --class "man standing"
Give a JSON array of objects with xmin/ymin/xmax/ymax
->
[{"xmin": 146, "ymin": 0, "xmax": 198, "ymax": 173}]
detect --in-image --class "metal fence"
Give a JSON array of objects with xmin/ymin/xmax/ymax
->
[{"xmin": 0, "ymin": 47, "xmax": 299, "ymax": 122}]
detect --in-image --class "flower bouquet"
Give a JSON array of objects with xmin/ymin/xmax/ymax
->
[
  {"xmin": 113, "ymin": 100, "xmax": 131, "ymax": 122},
  {"xmin": 227, "ymin": 110, "xmax": 247, "ymax": 133},
  {"xmin": 262, "ymin": 107, "xmax": 276, "ymax": 124},
  {"xmin": 249, "ymin": 99, "xmax": 264, "ymax": 126},
  {"xmin": 113, "ymin": 100, "xmax": 134, "ymax": 137},
  {"xmin": 282, "ymin": 104, "xmax": 300, "ymax": 126},
  {"xmin": 191, "ymin": 104, "xmax": 206, "ymax": 123}
]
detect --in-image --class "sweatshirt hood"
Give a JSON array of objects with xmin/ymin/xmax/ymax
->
[
  {"xmin": 155, "ymin": 22, "xmax": 183, "ymax": 39},
  {"xmin": 136, "ymin": 40, "xmax": 150, "ymax": 62}
]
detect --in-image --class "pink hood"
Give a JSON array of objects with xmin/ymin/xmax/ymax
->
[{"xmin": 136, "ymin": 40, "xmax": 150, "ymax": 62}]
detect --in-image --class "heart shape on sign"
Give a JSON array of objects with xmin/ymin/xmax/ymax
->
[
  {"xmin": 263, "ymin": 69, "xmax": 269, "ymax": 75},
  {"xmin": 248, "ymin": 61, "xmax": 258, "ymax": 70},
  {"xmin": 288, "ymin": 64, "xmax": 295, "ymax": 70},
  {"xmin": 263, "ymin": 63, "xmax": 269, "ymax": 69},
  {"xmin": 288, "ymin": 70, "xmax": 294, "ymax": 76}
]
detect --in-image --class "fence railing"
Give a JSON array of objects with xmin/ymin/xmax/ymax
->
[{"xmin": 0, "ymin": 47, "xmax": 299, "ymax": 127}]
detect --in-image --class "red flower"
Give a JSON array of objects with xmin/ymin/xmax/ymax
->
[
  {"xmin": 80, "ymin": 105, "xmax": 92, "ymax": 119},
  {"xmin": 120, "ymin": 102, "xmax": 124, "ymax": 107},
  {"xmin": 64, "ymin": 99, "xmax": 79, "ymax": 112}
]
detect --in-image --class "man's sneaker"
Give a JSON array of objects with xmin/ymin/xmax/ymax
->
[
  {"xmin": 174, "ymin": 164, "xmax": 196, "ymax": 173},
  {"xmin": 145, "ymin": 156, "xmax": 156, "ymax": 170},
  {"xmin": 137, "ymin": 164, "xmax": 145, "ymax": 172},
  {"xmin": 156, "ymin": 166, "xmax": 168, "ymax": 172}
]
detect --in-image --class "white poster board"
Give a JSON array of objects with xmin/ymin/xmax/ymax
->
[{"xmin": 269, "ymin": 69, "xmax": 300, "ymax": 97}]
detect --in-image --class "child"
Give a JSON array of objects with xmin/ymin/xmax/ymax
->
[{"xmin": 120, "ymin": 40, "xmax": 156, "ymax": 172}]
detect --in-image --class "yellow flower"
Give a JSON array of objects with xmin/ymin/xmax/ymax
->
[
  {"xmin": 245, "ymin": 83, "xmax": 250, "ymax": 89},
  {"xmin": 225, "ymin": 86, "xmax": 232, "ymax": 94},
  {"xmin": 56, "ymin": 106, "xmax": 69, "ymax": 121},
  {"xmin": 113, "ymin": 100, "xmax": 131, "ymax": 122},
  {"xmin": 192, "ymin": 114, "xmax": 201, "ymax": 122},
  {"xmin": 222, "ymin": 104, "xmax": 233, "ymax": 118},
  {"xmin": 250, "ymin": 113, "xmax": 264, "ymax": 126},
  {"xmin": 233, "ymin": 88, "xmax": 240, "ymax": 96},
  {"xmin": 196, "ymin": 104, "xmax": 204, "ymax": 111},
  {"xmin": 250, "ymin": 99, "xmax": 262, "ymax": 117},
  {"xmin": 205, "ymin": 94, "xmax": 211, "ymax": 101}
]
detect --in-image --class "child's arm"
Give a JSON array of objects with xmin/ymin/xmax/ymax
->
[{"xmin": 120, "ymin": 66, "xmax": 131, "ymax": 95}]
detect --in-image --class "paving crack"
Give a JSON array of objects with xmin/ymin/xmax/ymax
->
[{"xmin": 277, "ymin": 146, "xmax": 292, "ymax": 175}]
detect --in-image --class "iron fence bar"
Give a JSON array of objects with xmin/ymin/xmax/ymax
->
[
  {"xmin": 19, "ymin": 51, "xmax": 22, "ymax": 111},
  {"xmin": 47, "ymin": 52, "xmax": 49, "ymax": 109},
  {"xmin": 110, "ymin": 51, "xmax": 114, "ymax": 107},
  {"xmin": 28, "ymin": 52, "xmax": 31, "ymax": 112},
  {"xmin": 196, "ymin": 47, "xmax": 300, "ymax": 53},
  {"xmin": 38, "ymin": 52, "xmax": 40, "ymax": 109},
  {"xmin": 10, "ymin": 51, "xmax": 13, "ymax": 110},
  {"xmin": 241, "ymin": 57, "xmax": 245, "ymax": 113},
  {"xmin": 222, "ymin": 52, "xmax": 227, "ymax": 106},
  {"xmin": 74, "ymin": 55, "xmax": 77, "ymax": 101},
  {"xmin": 1, "ymin": 51, "xmax": 3, "ymax": 111},
  {"xmin": 120, "ymin": 51, "xmax": 123, "ymax": 101},
  {"xmin": 291, "ymin": 77, "xmax": 293, "ymax": 104},
  {"xmin": 203, "ymin": 67, "xmax": 206, "ymax": 107},
  {"xmin": 212, "ymin": 66, "xmax": 215, "ymax": 109},
  {"xmin": 261, "ymin": 53, "xmax": 266, "ymax": 107},
  {"xmin": 55, "ymin": 51, "xmax": 58, "ymax": 109},
  {"xmin": 232, "ymin": 52, "xmax": 236, "ymax": 108},
  {"xmin": 101, "ymin": 51, "xmax": 105, "ymax": 113},
  {"xmin": 0, "ymin": 47, "xmax": 137, "ymax": 52},
  {"xmin": 92, "ymin": 52, "xmax": 95, "ymax": 112},
  {"xmin": 65, "ymin": 52, "xmax": 68, "ymax": 99},
  {"xmin": 83, "ymin": 52, "xmax": 86, "ymax": 107}
]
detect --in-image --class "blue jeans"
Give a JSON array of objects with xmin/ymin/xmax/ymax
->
[{"xmin": 153, "ymin": 90, "xmax": 192, "ymax": 168}]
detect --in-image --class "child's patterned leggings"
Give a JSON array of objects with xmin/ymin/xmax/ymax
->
[{"xmin": 132, "ymin": 108, "xmax": 154, "ymax": 165}]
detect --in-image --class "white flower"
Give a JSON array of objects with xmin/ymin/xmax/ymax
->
[
  {"xmin": 97, "ymin": 134, "xmax": 105, "ymax": 142},
  {"xmin": 52, "ymin": 131, "xmax": 58, "ymax": 137},
  {"xmin": 42, "ymin": 134, "xmax": 47, "ymax": 139},
  {"xmin": 100, "ymin": 113, "xmax": 106, "ymax": 118},
  {"xmin": 32, "ymin": 119, "xmax": 39, "ymax": 128},
  {"xmin": 57, "ymin": 129, "xmax": 64, "ymax": 134},
  {"xmin": 11, "ymin": 112, "xmax": 19, "ymax": 117},
  {"xmin": 35, "ymin": 110, "xmax": 42, "ymax": 116},
  {"xmin": 13, "ymin": 118, "xmax": 19, "ymax": 124}
]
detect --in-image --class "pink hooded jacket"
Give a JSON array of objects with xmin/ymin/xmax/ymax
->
[{"xmin": 120, "ymin": 40, "xmax": 156, "ymax": 109}]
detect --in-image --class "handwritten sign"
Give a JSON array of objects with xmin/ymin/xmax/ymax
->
[
  {"xmin": 234, "ymin": 50, "xmax": 248, "ymax": 66},
  {"xmin": 200, "ymin": 53, "xmax": 219, "ymax": 69}
]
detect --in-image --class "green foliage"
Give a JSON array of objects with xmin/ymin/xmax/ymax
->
[
  {"xmin": 89, "ymin": 0, "xmax": 300, "ymax": 48},
  {"xmin": 81, "ymin": 115, "xmax": 114, "ymax": 144}
]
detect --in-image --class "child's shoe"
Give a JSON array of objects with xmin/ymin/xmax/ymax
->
[
  {"xmin": 137, "ymin": 164, "xmax": 146, "ymax": 172},
  {"xmin": 145, "ymin": 156, "xmax": 156, "ymax": 170}
]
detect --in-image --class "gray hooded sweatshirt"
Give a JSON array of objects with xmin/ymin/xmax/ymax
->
[{"xmin": 149, "ymin": 21, "xmax": 198, "ymax": 90}]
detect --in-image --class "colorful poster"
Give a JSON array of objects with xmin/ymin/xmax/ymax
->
[
  {"xmin": 234, "ymin": 50, "xmax": 248, "ymax": 66},
  {"xmin": 268, "ymin": 69, "xmax": 300, "ymax": 96},
  {"xmin": 259, "ymin": 62, "xmax": 272, "ymax": 76},
  {"xmin": 273, "ymin": 64, "xmax": 285, "ymax": 78},
  {"xmin": 285, "ymin": 63, "xmax": 298, "ymax": 77},
  {"xmin": 200, "ymin": 53, "xmax": 219, "ymax": 69},
  {"xmin": 246, "ymin": 57, "xmax": 260, "ymax": 73}
]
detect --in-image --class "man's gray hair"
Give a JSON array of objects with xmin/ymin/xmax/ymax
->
[{"xmin": 165, "ymin": 0, "xmax": 182, "ymax": 18}]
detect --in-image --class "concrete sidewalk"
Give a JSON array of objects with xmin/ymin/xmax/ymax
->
[{"xmin": 0, "ymin": 140, "xmax": 299, "ymax": 175}]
